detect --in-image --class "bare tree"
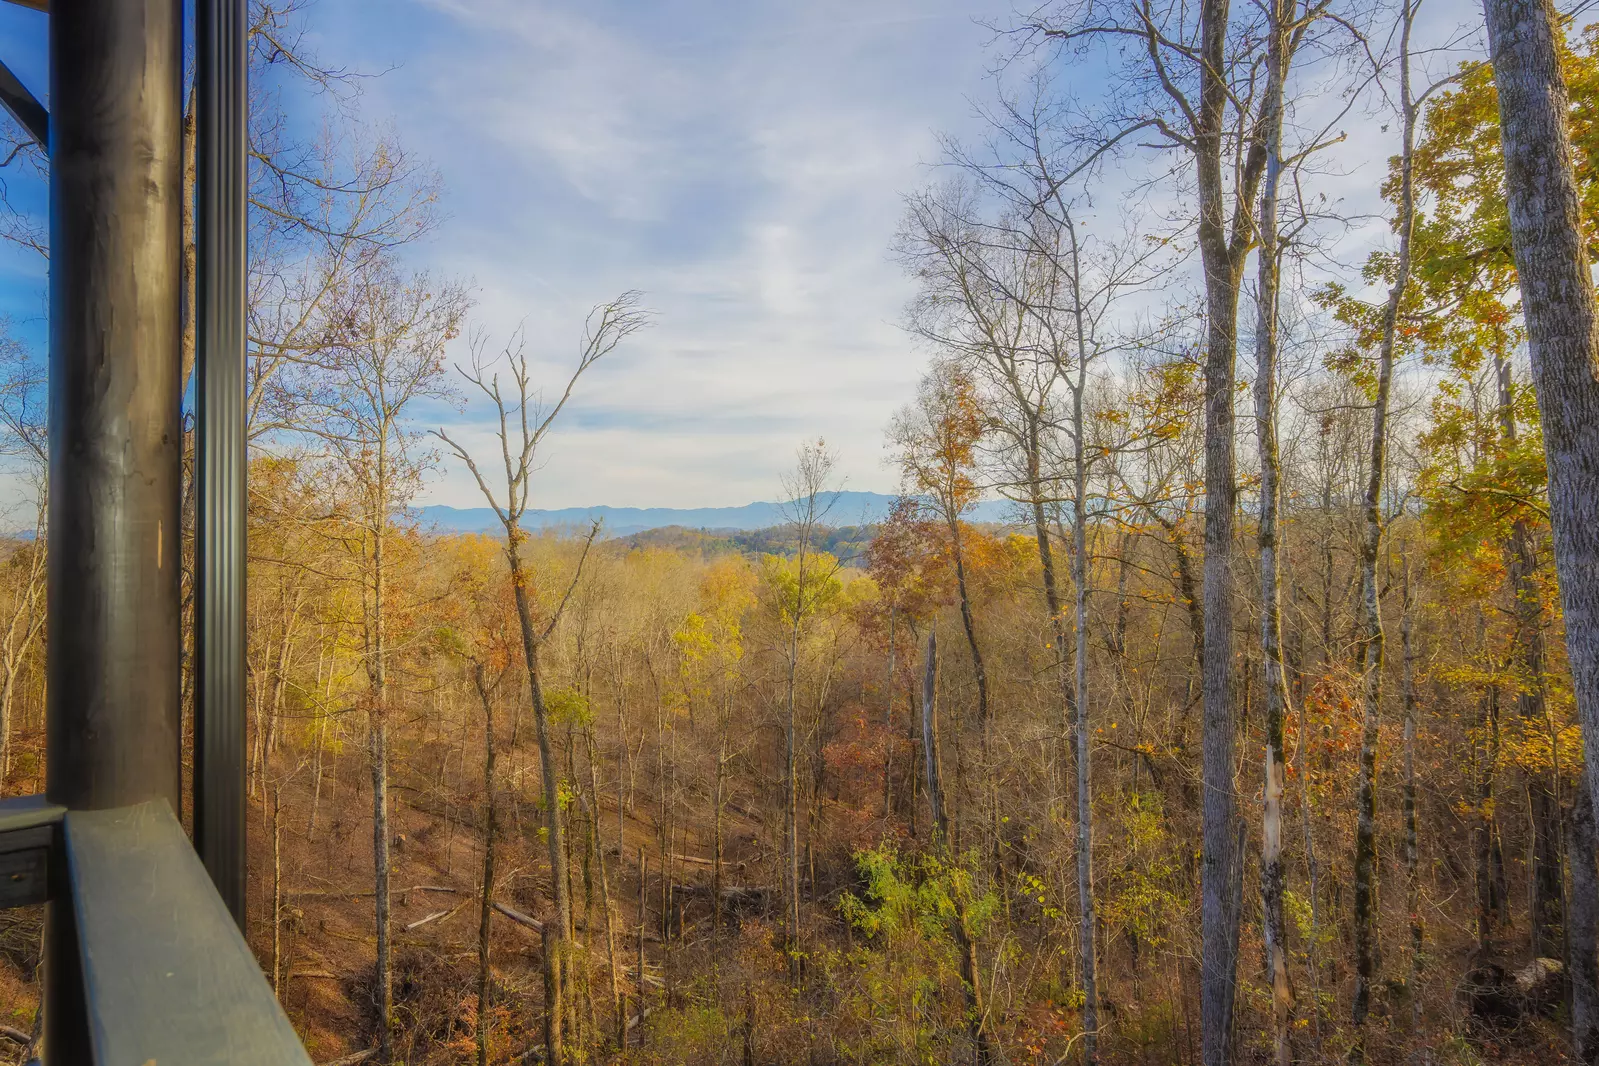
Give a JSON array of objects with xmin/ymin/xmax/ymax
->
[
  {"xmin": 1012, "ymin": 4, "xmax": 1271, "ymax": 1052},
  {"xmin": 773, "ymin": 437, "xmax": 841, "ymax": 980},
  {"xmin": 0, "ymin": 336, "xmax": 45, "ymax": 782},
  {"xmin": 1345, "ymin": 3, "xmax": 1457, "ymax": 1036},
  {"xmin": 294, "ymin": 257, "xmax": 469, "ymax": 1061},
  {"xmin": 437, "ymin": 294, "xmax": 650, "ymax": 1063}
]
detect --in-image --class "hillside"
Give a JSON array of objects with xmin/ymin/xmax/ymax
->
[
  {"xmin": 416, "ymin": 492, "xmax": 1014, "ymax": 537},
  {"xmin": 613, "ymin": 523, "xmax": 877, "ymax": 563}
]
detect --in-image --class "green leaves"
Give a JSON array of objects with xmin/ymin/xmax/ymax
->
[
  {"xmin": 543, "ymin": 685, "xmax": 592, "ymax": 729},
  {"xmin": 838, "ymin": 844, "xmax": 1000, "ymax": 944}
]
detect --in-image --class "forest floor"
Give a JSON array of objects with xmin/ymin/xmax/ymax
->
[{"xmin": 244, "ymin": 736, "xmax": 770, "ymax": 1064}]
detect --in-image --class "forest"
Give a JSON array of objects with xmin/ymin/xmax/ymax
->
[{"xmin": 0, "ymin": 0, "xmax": 1597, "ymax": 1063}]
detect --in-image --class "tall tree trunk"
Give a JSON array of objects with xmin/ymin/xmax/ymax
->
[
  {"xmin": 714, "ymin": 692, "xmax": 728, "ymax": 936},
  {"xmin": 1065, "ymin": 216, "xmax": 1100, "ymax": 1066},
  {"xmin": 583, "ymin": 728, "xmax": 623, "ymax": 1053},
  {"xmin": 923, "ymin": 631, "xmax": 948, "ymax": 845},
  {"xmin": 1253, "ymin": 2, "xmax": 1291, "ymax": 1061},
  {"xmin": 1571, "ymin": 779, "xmax": 1599, "ymax": 1063},
  {"xmin": 784, "ymin": 602, "xmax": 803, "ymax": 981},
  {"xmin": 505, "ymin": 532, "xmax": 571, "ymax": 1064},
  {"xmin": 1477, "ymin": 678, "xmax": 1503, "ymax": 952},
  {"xmin": 370, "ymin": 715, "xmax": 391, "ymax": 1056},
  {"xmin": 1496, "ymin": 352, "xmax": 1563, "ymax": 955},
  {"xmin": 636, "ymin": 848, "xmax": 647, "ymax": 1050},
  {"xmin": 1192, "ymin": 0, "xmax": 1265, "ymax": 1048},
  {"xmin": 1482, "ymin": 0, "xmax": 1599, "ymax": 876},
  {"xmin": 370, "ymin": 509, "xmax": 393, "ymax": 1062},
  {"xmin": 1400, "ymin": 579, "xmax": 1422, "ymax": 1036},
  {"xmin": 474, "ymin": 663, "xmax": 498, "ymax": 1066},
  {"xmin": 922, "ymin": 631, "xmax": 992, "ymax": 1065},
  {"xmin": 1297, "ymin": 659, "xmax": 1324, "ymax": 1056},
  {"xmin": 1353, "ymin": 5, "xmax": 1416, "ymax": 1038},
  {"xmin": 0, "ymin": 669, "xmax": 16, "ymax": 785},
  {"xmin": 1027, "ymin": 434, "xmax": 1075, "ymax": 731},
  {"xmin": 272, "ymin": 782, "xmax": 284, "ymax": 996},
  {"xmin": 1254, "ymin": 2, "xmax": 1295, "ymax": 1053},
  {"xmin": 885, "ymin": 606, "xmax": 896, "ymax": 819},
  {"xmin": 949, "ymin": 522, "xmax": 991, "ymax": 743}
]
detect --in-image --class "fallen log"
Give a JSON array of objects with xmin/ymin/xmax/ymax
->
[
  {"xmin": 291, "ymin": 884, "xmax": 460, "ymax": 901},
  {"xmin": 404, "ymin": 904, "xmax": 464, "ymax": 932},
  {"xmin": 667, "ymin": 852, "xmax": 746, "ymax": 870},
  {"xmin": 492, "ymin": 901, "xmax": 544, "ymax": 932}
]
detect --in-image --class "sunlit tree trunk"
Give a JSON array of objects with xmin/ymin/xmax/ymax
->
[
  {"xmin": 1353, "ymin": 4, "xmax": 1416, "ymax": 1039},
  {"xmin": 921, "ymin": 631, "xmax": 992, "ymax": 1065},
  {"xmin": 1400, "ymin": 578, "xmax": 1422, "ymax": 1036},
  {"xmin": 473, "ymin": 662, "xmax": 498, "ymax": 1066},
  {"xmin": 506, "ymin": 531, "xmax": 571, "ymax": 1062},
  {"xmin": 1483, "ymin": 0, "xmax": 1599, "ymax": 899},
  {"xmin": 1495, "ymin": 351, "xmax": 1562, "ymax": 955},
  {"xmin": 1253, "ymin": 0, "xmax": 1295, "ymax": 1048},
  {"xmin": 369, "ymin": 453, "xmax": 394, "ymax": 1062}
]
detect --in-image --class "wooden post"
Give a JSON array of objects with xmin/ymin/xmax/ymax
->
[{"xmin": 46, "ymin": 1, "xmax": 185, "ymax": 1058}]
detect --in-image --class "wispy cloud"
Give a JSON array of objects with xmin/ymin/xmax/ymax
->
[{"xmin": 311, "ymin": 0, "xmax": 1001, "ymax": 508}]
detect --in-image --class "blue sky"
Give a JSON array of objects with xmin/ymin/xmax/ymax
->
[
  {"xmin": 0, "ymin": 0, "xmax": 1488, "ymax": 513},
  {"xmin": 302, "ymin": 0, "xmax": 1007, "ymax": 509}
]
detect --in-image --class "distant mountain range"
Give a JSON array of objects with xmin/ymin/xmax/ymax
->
[{"xmin": 416, "ymin": 491, "xmax": 1015, "ymax": 537}]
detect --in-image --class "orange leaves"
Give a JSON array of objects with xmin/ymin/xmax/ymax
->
[{"xmin": 887, "ymin": 361, "xmax": 987, "ymax": 516}]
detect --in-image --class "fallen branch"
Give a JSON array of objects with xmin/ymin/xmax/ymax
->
[
  {"xmin": 624, "ymin": 965, "xmax": 665, "ymax": 989},
  {"xmin": 291, "ymin": 884, "xmax": 460, "ymax": 901},
  {"xmin": 667, "ymin": 853, "xmax": 728, "ymax": 869},
  {"xmin": 0, "ymin": 1026, "xmax": 27, "ymax": 1045},
  {"xmin": 492, "ymin": 901, "xmax": 544, "ymax": 932},
  {"xmin": 405, "ymin": 902, "xmax": 466, "ymax": 932}
]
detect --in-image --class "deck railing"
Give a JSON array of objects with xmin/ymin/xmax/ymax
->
[{"xmin": 0, "ymin": 795, "xmax": 312, "ymax": 1065}]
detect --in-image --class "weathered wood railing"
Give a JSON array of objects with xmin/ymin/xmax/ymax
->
[{"xmin": 0, "ymin": 794, "xmax": 311, "ymax": 1065}]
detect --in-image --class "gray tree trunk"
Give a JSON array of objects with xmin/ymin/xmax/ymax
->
[
  {"xmin": 1571, "ymin": 779, "xmax": 1599, "ymax": 1063},
  {"xmin": 1353, "ymin": 4, "xmax": 1416, "ymax": 1039},
  {"xmin": 1483, "ymin": 0, "xmax": 1599, "ymax": 888},
  {"xmin": 1191, "ymin": 0, "xmax": 1268, "ymax": 1052},
  {"xmin": 506, "ymin": 535, "xmax": 571, "ymax": 1064},
  {"xmin": 474, "ymin": 663, "xmax": 498, "ymax": 1066},
  {"xmin": 1400, "ymin": 582, "xmax": 1422, "ymax": 1037},
  {"xmin": 921, "ymin": 631, "xmax": 992, "ymax": 1065},
  {"xmin": 1254, "ymin": 1, "xmax": 1295, "ymax": 1059},
  {"xmin": 1496, "ymin": 352, "xmax": 1564, "ymax": 956},
  {"xmin": 1065, "ymin": 217, "xmax": 1100, "ymax": 1066}
]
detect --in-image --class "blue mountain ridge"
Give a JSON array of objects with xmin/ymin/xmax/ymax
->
[{"xmin": 416, "ymin": 491, "xmax": 1015, "ymax": 537}]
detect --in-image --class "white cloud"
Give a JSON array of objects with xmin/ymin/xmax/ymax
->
[
  {"xmin": 313, "ymin": 0, "xmax": 1001, "ymax": 508},
  {"xmin": 309, "ymin": 0, "xmax": 1488, "ymax": 510}
]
